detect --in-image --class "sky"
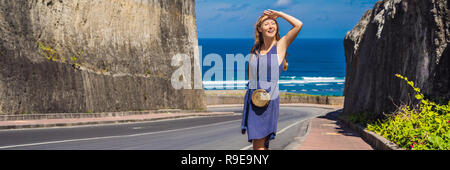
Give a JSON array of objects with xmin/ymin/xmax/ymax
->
[{"xmin": 195, "ymin": 0, "xmax": 379, "ymax": 39}]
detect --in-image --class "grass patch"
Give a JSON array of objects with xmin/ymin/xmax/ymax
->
[{"xmin": 38, "ymin": 40, "xmax": 58, "ymax": 61}]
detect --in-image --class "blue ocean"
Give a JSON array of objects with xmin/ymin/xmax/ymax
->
[{"xmin": 198, "ymin": 38, "xmax": 346, "ymax": 96}]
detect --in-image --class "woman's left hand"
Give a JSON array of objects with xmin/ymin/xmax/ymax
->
[{"xmin": 263, "ymin": 9, "xmax": 280, "ymax": 20}]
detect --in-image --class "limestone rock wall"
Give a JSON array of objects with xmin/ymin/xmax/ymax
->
[
  {"xmin": 0, "ymin": 0, "xmax": 206, "ymax": 114},
  {"xmin": 343, "ymin": 0, "xmax": 449, "ymax": 115}
]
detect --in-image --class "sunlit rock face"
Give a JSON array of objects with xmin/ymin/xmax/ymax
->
[
  {"xmin": 0, "ymin": 0, "xmax": 206, "ymax": 114},
  {"xmin": 344, "ymin": 0, "xmax": 449, "ymax": 115}
]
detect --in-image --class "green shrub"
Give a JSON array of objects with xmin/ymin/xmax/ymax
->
[
  {"xmin": 366, "ymin": 74, "xmax": 450, "ymax": 150},
  {"xmin": 38, "ymin": 40, "xmax": 85, "ymax": 69},
  {"xmin": 38, "ymin": 40, "xmax": 57, "ymax": 61}
]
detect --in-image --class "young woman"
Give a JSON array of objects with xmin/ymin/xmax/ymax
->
[{"xmin": 241, "ymin": 9, "xmax": 303, "ymax": 150}]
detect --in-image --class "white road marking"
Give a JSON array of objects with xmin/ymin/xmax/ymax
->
[
  {"xmin": 0, "ymin": 119, "xmax": 240, "ymax": 149},
  {"xmin": 240, "ymin": 144, "xmax": 253, "ymax": 150},
  {"xmin": 240, "ymin": 120, "xmax": 305, "ymax": 150},
  {"xmin": 0, "ymin": 114, "xmax": 237, "ymax": 132}
]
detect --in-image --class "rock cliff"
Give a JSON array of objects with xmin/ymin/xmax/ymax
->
[
  {"xmin": 344, "ymin": 0, "xmax": 449, "ymax": 115},
  {"xmin": 0, "ymin": 0, "xmax": 206, "ymax": 114}
]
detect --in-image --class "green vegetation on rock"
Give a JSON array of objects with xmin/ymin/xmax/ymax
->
[{"xmin": 343, "ymin": 74, "xmax": 449, "ymax": 150}]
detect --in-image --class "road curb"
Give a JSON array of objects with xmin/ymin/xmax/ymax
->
[
  {"xmin": 0, "ymin": 113, "xmax": 236, "ymax": 130},
  {"xmin": 0, "ymin": 109, "xmax": 208, "ymax": 121},
  {"xmin": 337, "ymin": 116, "xmax": 404, "ymax": 150}
]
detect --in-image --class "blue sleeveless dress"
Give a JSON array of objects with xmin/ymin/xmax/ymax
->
[{"xmin": 241, "ymin": 43, "xmax": 284, "ymax": 148}]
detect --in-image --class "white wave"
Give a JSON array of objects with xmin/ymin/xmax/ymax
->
[
  {"xmin": 280, "ymin": 76, "xmax": 296, "ymax": 80},
  {"xmin": 302, "ymin": 76, "xmax": 345, "ymax": 82},
  {"xmin": 282, "ymin": 84, "xmax": 296, "ymax": 86},
  {"xmin": 315, "ymin": 83, "xmax": 330, "ymax": 86},
  {"xmin": 278, "ymin": 79, "xmax": 344, "ymax": 84},
  {"xmin": 202, "ymin": 76, "xmax": 345, "ymax": 87}
]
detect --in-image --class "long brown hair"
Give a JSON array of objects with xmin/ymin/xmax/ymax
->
[{"xmin": 250, "ymin": 15, "xmax": 288, "ymax": 71}]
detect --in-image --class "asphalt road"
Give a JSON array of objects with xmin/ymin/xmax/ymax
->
[{"xmin": 0, "ymin": 106, "xmax": 334, "ymax": 150}]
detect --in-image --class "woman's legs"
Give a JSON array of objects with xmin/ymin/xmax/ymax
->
[
  {"xmin": 253, "ymin": 138, "xmax": 266, "ymax": 150},
  {"xmin": 252, "ymin": 135, "xmax": 270, "ymax": 150}
]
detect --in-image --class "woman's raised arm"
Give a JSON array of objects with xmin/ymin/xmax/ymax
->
[{"xmin": 264, "ymin": 9, "xmax": 303, "ymax": 59}]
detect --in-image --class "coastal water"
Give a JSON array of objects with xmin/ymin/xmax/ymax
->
[{"xmin": 198, "ymin": 38, "xmax": 346, "ymax": 96}]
